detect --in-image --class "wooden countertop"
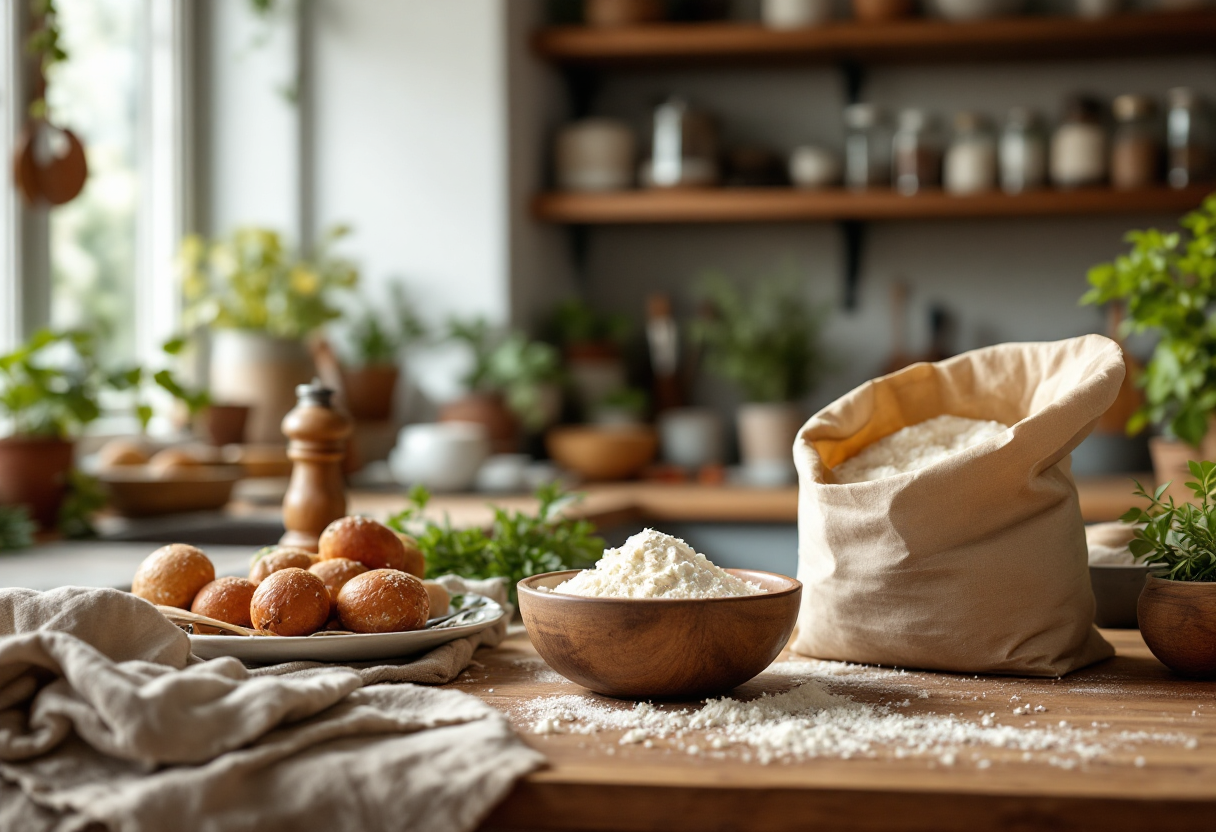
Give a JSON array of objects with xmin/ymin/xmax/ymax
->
[
  {"xmin": 346, "ymin": 474, "xmax": 1144, "ymax": 530},
  {"xmin": 460, "ymin": 629, "xmax": 1215, "ymax": 832}
]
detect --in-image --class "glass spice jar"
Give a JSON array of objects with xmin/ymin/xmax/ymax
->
[
  {"xmin": 844, "ymin": 103, "xmax": 892, "ymax": 191},
  {"xmin": 1051, "ymin": 95, "xmax": 1107, "ymax": 188},
  {"xmin": 1166, "ymin": 87, "xmax": 1212, "ymax": 189},
  {"xmin": 891, "ymin": 109, "xmax": 941, "ymax": 196},
  {"xmin": 943, "ymin": 111, "xmax": 997, "ymax": 195},
  {"xmin": 1110, "ymin": 94, "xmax": 1161, "ymax": 190},
  {"xmin": 999, "ymin": 107, "xmax": 1047, "ymax": 194}
]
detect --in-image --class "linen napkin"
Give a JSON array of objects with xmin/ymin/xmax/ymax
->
[{"xmin": 0, "ymin": 584, "xmax": 544, "ymax": 832}]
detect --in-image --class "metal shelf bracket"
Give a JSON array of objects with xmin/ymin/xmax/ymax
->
[{"xmin": 840, "ymin": 220, "xmax": 865, "ymax": 310}]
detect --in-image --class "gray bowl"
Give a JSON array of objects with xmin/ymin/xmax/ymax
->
[{"xmin": 1090, "ymin": 564, "xmax": 1152, "ymax": 629}]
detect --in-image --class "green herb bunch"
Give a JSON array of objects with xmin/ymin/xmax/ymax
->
[
  {"xmin": 1121, "ymin": 460, "xmax": 1216, "ymax": 582},
  {"xmin": 386, "ymin": 483, "xmax": 604, "ymax": 601},
  {"xmin": 690, "ymin": 268, "xmax": 830, "ymax": 404},
  {"xmin": 1082, "ymin": 195, "xmax": 1216, "ymax": 446}
]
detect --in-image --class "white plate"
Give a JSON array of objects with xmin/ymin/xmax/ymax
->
[{"xmin": 188, "ymin": 594, "xmax": 505, "ymax": 664}]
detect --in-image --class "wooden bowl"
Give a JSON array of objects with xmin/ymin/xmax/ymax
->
[
  {"xmin": 100, "ymin": 465, "xmax": 242, "ymax": 517},
  {"xmin": 518, "ymin": 569, "xmax": 802, "ymax": 699},
  {"xmin": 545, "ymin": 425, "xmax": 657, "ymax": 481},
  {"xmin": 1138, "ymin": 575, "xmax": 1216, "ymax": 677}
]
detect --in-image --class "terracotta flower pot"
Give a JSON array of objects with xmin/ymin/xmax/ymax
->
[
  {"xmin": 1138, "ymin": 575, "xmax": 1216, "ymax": 677},
  {"xmin": 340, "ymin": 364, "xmax": 399, "ymax": 422},
  {"xmin": 440, "ymin": 392, "xmax": 520, "ymax": 455},
  {"xmin": 852, "ymin": 0, "xmax": 915, "ymax": 21},
  {"xmin": 209, "ymin": 330, "xmax": 315, "ymax": 445},
  {"xmin": 200, "ymin": 403, "xmax": 250, "ymax": 446},
  {"xmin": 0, "ymin": 436, "xmax": 75, "ymax": 530},
  {"xmin": 737, "ymin": 402, "xmax": 806, "ymax": 485}
]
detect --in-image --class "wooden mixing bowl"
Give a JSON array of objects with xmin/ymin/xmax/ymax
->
[
  {"xmin": 545, "ymin": 425, "xmax": 657, "ymax": 481},
  {"xmin": 518, "ymin": 569, "xmax": 802, "ymax": 699}
]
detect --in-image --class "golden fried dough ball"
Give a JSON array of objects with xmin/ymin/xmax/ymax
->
[
  {"xmin": 308, "ymin": 558, "xmax": 368, "ymax": 611},
  {"xmin": 318, "ymin": 516, "xmax": 406, "ymax": 572},
  {"xmin": 337, "ymin": 569, "xmax": 429, "ymax": 634},
  {"xmin": 131, "ymin": 544, "xmax": 215, "ymax": 609},
  {"xmin": 98, "ymin": 439, "xmax": 150, "ymax": 469},
  {"xmin": 395, "ymin": 532, "xmax": 427, "ymax": 578},
  {"xmin": 421, "ymin": 580, "xmax": 450, "ymax": 619},
  {"xmin": 147, "ymin": 447, "xmax": 204, "ymax": 478},
  {"xmin": 249, "ymin": 568, "xmax": 330, "ymax": 636},
  {"xmin": 249, "ymin": 548, "xmax": 316, "ymax": 586},
  {"xmin": 190, "ymin": 577, "xmax": 256, "ymax": 634}
]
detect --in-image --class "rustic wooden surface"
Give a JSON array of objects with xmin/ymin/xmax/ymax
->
[
  {"xmin": 460, "ymin": 628, "xmax": 1216, "ymax": 832},
  {"xmin": 348, "ymin": 475, "xmax": 1145, "ymax": 530},
  {"xmin": 531, "ymin": 186, "xmax": 1212, "ymax": 225},
  {"xmin": 532, "ymin": 10, "xmax": 1216, "ymax": 66}
]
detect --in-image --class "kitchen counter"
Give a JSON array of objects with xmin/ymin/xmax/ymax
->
[{"xmin": 461, "ymin": 629, "xmax": 1216, "ymax": 832}]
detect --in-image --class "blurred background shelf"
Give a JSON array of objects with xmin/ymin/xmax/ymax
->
[
  {"xmin": 533, "ymin": 185, "xmax": 1213, "ymax": 224},
  {"xmin": 533, "ymin": 11, "xmax": 1216, "ymax": 68}
]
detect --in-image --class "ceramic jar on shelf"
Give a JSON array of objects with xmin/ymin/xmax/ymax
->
[
  {"xmin": 556, "ymin": 119, "xmax": 636, "ymax": 192},
  {"xmin": 641, "ymin": 97, "xmax": 719, "ymax": 188},
  {"xmin": 891, "ymin": 109, "xmax": 942, "ymax": 196},
  {"xmin": 1051, "ymin": 95, "xmax": 1108, "ymax": 188},
  {"xmin": 1166, "ymin": 87, "xmax": 1212, "ymax": 189},
  {"xmin": 761, "ymin": 0, "xmax": 834, "ymax": 27},
  {"xmin": 999, "ymin": 107, "xmax": 1048, "ymax": 194},
  {"xmin": 844, "ymin": 103, "xmax": 891, "ymax": 190},
  {"xmin": 1110, "ymin": 94, "xmax": 1162, "ymax": 190},
  {"xmin": 944, "ymin": 111, "xmax": 998, "ymax": 194}
]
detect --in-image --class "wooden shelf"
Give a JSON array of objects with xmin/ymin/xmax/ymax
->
[
  {"xmin": 533, "ymin": 10, "xmax": 1216, "ymax": 67},
  {"xmin": 532, "ymin": 185, "xmax": 1213, "ymax": 224}
]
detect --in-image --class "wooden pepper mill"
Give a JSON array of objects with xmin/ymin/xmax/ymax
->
[{"xmin": 279, "ymin": 380, "xmax": 352, "ymax": 552}]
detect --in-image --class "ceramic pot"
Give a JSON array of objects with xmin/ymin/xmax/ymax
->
[
  {"xmin": 762, "ymin": 0, "xmax": 834, "ymax": 27},
  {"xmin": 440, "ymin": 392, "xmax": 519, "ymax": 455},
  {"xmin": 340, "ymin": 364, "xmax": 399, "ymax": 422},
  {"xmin": 852, "ymin": 0, "xmax": 915, "ymax": 22},
  {"xmin": 737, "ymin": 403, "xmax": 805, "ymax": 485},
  {"xmin": 658, "ymin": 407, "xmax": 725, "ymax": 468},
  {"xmin": 388, "ymin": 422, "xmax": 491, "ymax": 493},
  {"xmin": 584, "ymin": 0, "xmax": 664, "ymax": 27},
  {"xmin": 0, "ymin": 436, "xmax": 74, "ymax": 529},
  {"xmin": 200, "ymin": 404, "xmax": 250, "ymax": 446},
  {"xmin": 209, "ymin": 331, "xmax": 315, "ymax": 445},
  {"xmin": 1138, "ymin": 576, "xmax": 1216, "ymax": 677}
]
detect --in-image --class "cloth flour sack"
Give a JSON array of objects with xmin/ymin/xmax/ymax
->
[{"xmin": 792, "ymin": 335, "xmax": 1125, "ymax": 677}]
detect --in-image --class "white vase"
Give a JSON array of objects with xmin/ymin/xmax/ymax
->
[
  {"xmin": 737, "ymin": 403, "xmax": 806, "ymax": 486},
  {"xmin": 658, "ymin": 408, "xmax": 725, "ymax": 468},
  {"xmin": 209, "ymin": 330, "xmax": 315, "ymax": 445},
  {"xmin": 762, "ymin": 0, "xmax": 834, "ymax": 28}
]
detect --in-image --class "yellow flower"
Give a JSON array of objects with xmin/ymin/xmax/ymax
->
[{"xmin": 290, "ymin": 267, "xmax": 320, "ymax": 296}]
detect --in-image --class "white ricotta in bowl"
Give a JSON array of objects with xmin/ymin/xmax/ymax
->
[
  {"xmin": 553, "ymin": 529, "xmax": 765, "ymax": 599},
  {"xmin": 832, "ymin": 414, "xmax": 1008, "ymax": 484}
]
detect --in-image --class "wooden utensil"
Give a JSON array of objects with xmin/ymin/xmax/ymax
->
[
  {"xmin": 156, "ymin": 605, "xmax": 264, "ymax": 637},
  {"xmin": 517, "ymin": 568, "xmax": 802, "ymax": 699}
]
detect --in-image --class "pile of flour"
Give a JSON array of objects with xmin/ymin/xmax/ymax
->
[
  {"xmin": 553, "ymin": 529, "xmax": 764, "ymax": 599},
  {"xmin": 833, "ymin": 414, "xmax": 1008, "ymax": 484}
]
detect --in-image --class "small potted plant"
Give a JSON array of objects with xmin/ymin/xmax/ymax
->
[
  {"xmin": 0, "ymin": 329, "xmax": 205, "ymax": 529},
  {"xmin": 1122, "ymin": 460, "xmax": 1216, "ymax": 677},
  {"xmin": 691, "ymin": 269, "xmax": 829, "ymax": 484},
  {"xmin": 338, "ymin": 283, "xmax": 426, "ymax": 422},
  {"xmin": 1082, "ymin": 196, "xmax": 1216, "ymax": 501},
  {"xmin": 179, "ymin": 224, "xmax": 358, "ymax": 444},
  {"xmin": 544, "ymin": 299, "xmax": 631, "ymax": 417},
  {"xmin": 441, "ymin": 319, "xmax": 563, "ymax": 453}
]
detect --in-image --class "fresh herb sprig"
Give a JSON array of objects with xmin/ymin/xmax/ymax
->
[
  {"xmin": 1121, "ymin": 460, "xmax": 1216, "ymax": 582},
  {"xmin": 386, "ymin": 482, "xmax": 603, "ymax": 601}
]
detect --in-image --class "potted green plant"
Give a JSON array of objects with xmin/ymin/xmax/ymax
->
[
  {"xmin": 1082, "ymin": 195, "xmax": 1216, "ymax": 501},
  {"xmin": 691, "ymin": 269, "xmax": 829, "ymax": 484},
  {"xmin": 1121, "ymin": 461, "xmax": 1216, "ymax": 677},
  {"xmin": 441, "ymin": 319, "xmax": 562, "ymax": 454},
  {"xmin": 179, "ymin": 224, "xmax": 358, "ymax": 444},
  {"xmin": 338, "ymin": 283, "xmax": 426, "ymax": 422},
  {"xmin": 544, "ymin": 299, "xmax": 631, "ymax": 417},
  {"xmin": 0, "ymin": 329, "xmax": 205, "ymax": 529}
]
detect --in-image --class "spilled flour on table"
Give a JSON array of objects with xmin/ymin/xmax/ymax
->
[{"xmin": 515, "ymin": 658, "xmax": 1198, "ymax": 769}]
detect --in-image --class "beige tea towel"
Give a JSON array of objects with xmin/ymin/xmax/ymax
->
[
  {"xmin": 0, "ymin": 585, "xmax": 544, "ymax": 832},
  {"xmin": 793, "ymin": 335, "xmax": 1124, "ymax": 677}
]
